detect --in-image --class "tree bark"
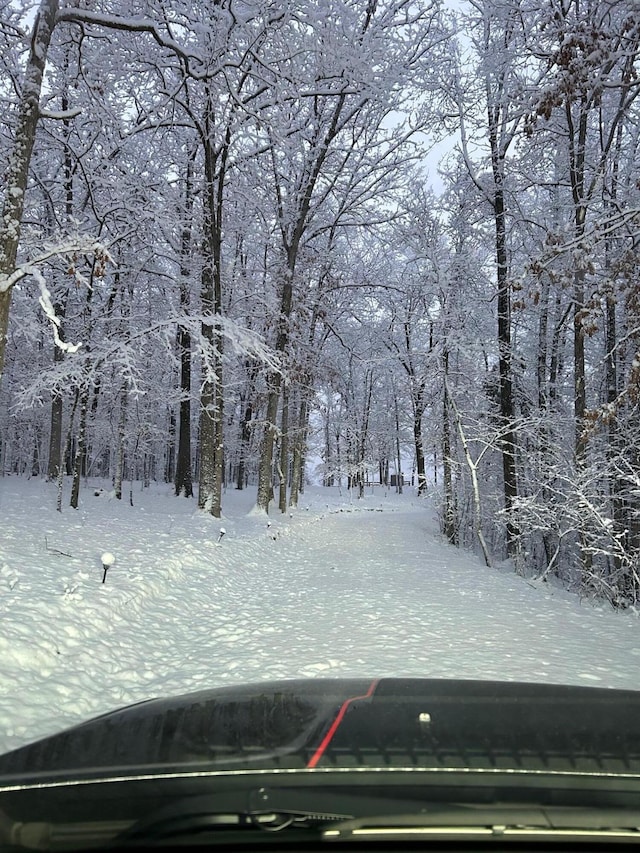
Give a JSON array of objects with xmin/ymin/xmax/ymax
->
[
  {"xmin": 70, "ymin": 388, "xmax": 88, "ymax": 509},
  {"xmin": 442, "ymin": 348, "xmax": 456, "ymax": 544},
  {"xmin": 114, "ymin": 382, "xmax": 128, "ymax": 500},
  {"xmin": 256, "ymin": 376, "xmax": 280, "ymax": 511},
  {"xmin": 278, "ymin": 382, "xmax": 289, "ymax": 513},
  {"xmin": 490, "ymin": 143, "xmax": 518, "ymax": 554},
  {"xmin": 413, "ymin": 390, "xmax": 426, "ymax": 495},
  {"xmin": 290, "ymin": 391, "xmax": 309, "ymax": 506},
  {"xmin": 47, "ymin": 384, "xmax": 64, "ymax": 481},
  {"xmin": 48, "ymin": 78, "xmax": 74, "ymax": 481},
  {"xmin": 394, "ymin": 391, "xmax": 403, "ymax": 495},
  {"xmin": 0, "ymin": 0, "xmax": 59, "ymax": 383},
  {"xmin": 174, "ymin": 161, "xmax": 195, "ymax": 498},
  {"xmin": 236, "ymin": 387, "xmax": 253, "ymax": 491},
  {"xmin": 197, "ymin": 94, "xmax": 227, "ymax": 518}
]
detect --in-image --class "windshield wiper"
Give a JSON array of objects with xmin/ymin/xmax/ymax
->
[
  {"xmin": 112, "ymin": 795, "xmax": 640, "ymax": 847},
  {"xmin": 324, "ymin": 805, "xmax": 640, "ymax": 843}
]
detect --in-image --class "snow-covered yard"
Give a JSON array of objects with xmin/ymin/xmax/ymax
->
[{"xmin": 1, "ymin": 476, "xmax": 640, "ymax": 757}]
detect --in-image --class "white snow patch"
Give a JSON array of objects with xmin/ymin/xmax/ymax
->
[{"xmin": 0, "ymin": 478, "xmax": 639, "ymax": 756}]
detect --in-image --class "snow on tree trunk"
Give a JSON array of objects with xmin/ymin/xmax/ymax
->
[
  {"xmin": 0, "ymin": 0, "xmax": 59, "ymax": 384},
  {"xmin": 413, "ymin": 395, "xmax": 426, "ymax": 496},
  {"xmin": 445, "ymin": 376, "xmax": 492, "ymax": 569},
  {"xmin": 197, "ymin": 103, "xmax": 226, "ymax": 519},
  {"xmin": 256, "ymin": 263, "xmax": 293, "ymax": 513}
]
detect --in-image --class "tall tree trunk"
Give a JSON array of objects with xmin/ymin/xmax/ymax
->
[
  {"xmin": 290, "ymin": 391, "xmax": 309, "ymax": 507},
  {"xmin": 31, "ymin": 426, "xmax": 41, "ymax": 477},
  {"xmin": 197, "ymin": 99, "xmax": 227, "ymax": 518},
  {"xmin": 256, "ymin": 383, "xmax": 280, "ymax": 511},
  {"xmin": 256, "ymin": 263, "xmax": 293, "ymax": 512},
  {"xmin": 564, "ymin": 93, "xmax": 593, "ymax": 582},
  {"xmin": 535, "ymin": 272, "xmax": 560, "ymax": 570},
  {"xmin": 323, "ymin": 403, "xmax": 333, "ymax": 487},
  {"xmin": 603, "ymin": 123, "xmax": 628, "ymax": 589},
  {"xmin": 442, "ymin": 348, "xmax": 456, "ymax": 544},
  {"xmin": 394, "ymin": 391, "xmax": 403, "ymax": 495},
  {"xmin": 0, "ymin": 0, "xmax": 59, "ymax": 383},
  {"xmin": 198, "ymin": 257, "xmax": 218, "ymax": 512},
  {"xmin": 278, "ymin": 382, "xmax": 289, "ymax": 513},
  {"xmin": 114, "ymin": 382, "xmax": 128, "ymax": 500},
  {"xmin": 490, "ymin": 146, "xmax": 518, "ymax": 554},
  {"xmin": 70, "ymin": 388, "xmax": 88, "ymax": 510},
  {"xmin": 357, "ymin": 372, "xmax": 373, "ymax": 499},
  {"xmin": 565, "ymin": 94, "xmax": 589, "ymax": 458},
  {"xmin": 175, "ymin": 364, "xmax": 193, "ymax": 496},
  {"xmin": 175, "ymin": 160, "xmax": 194, "ymax": 498},
  {"xmin": 413, "ymin": 390, "xmax": 426, "ymax": 495},
  {"xmin": 166, "ymin": 409, "xmax": 176, "ymax": 484},
  {"xmin": 48, "ymin": 381, "xmax": 64, "ymax": 481},
  {"xmin": 236, "ymin": 390, "xmax": 253, "ymax": 491},
  {"xmin": 56, "ymin": 389, "xmax": 79, "ymax": 512},
  {"xmin": 48, "ymin": 78, "xmax": 75, "ymax": 481}
]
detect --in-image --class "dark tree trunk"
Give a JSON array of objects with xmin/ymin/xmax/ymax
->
[
  {"xmin": 70, "ymin": 389, "xmax": 88, "ymax": 509},
  {"xmin": 47, "ymin": 385, "xmax": 64, "ymax": 481},
  {"xmin": 394, "ymin": 392, "xmax": 403, "ymax": 494},
  {"xmin": 442, "ymin": 349, "xmax": 456, "ymax": 544},
  {"xmin": 278, "ymin": 382, "xmax": 289, "ymax": 513},
  {"xmin": 492, "ymin": 164, "xmax": 518, "ymax": 554},
  {"xmin": 175, "ymin": 161, "xmax": 194, "ymax": 498},
  {"xmin": 413, "ymin": 392, "xmax": 426, "ymax": 495},
  {"xmin": 114, "ymin": 383, "xmax": 128, "ymax": 500},
  {"xmin": 197, "ymin": 96, "xmax": 228, "ymax": 518},
  {"xmin": 236, "ymin": 393, "xmax": 253, "ymax": 490}
]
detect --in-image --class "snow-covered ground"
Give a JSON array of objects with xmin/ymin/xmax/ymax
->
[{"xmin": 1, "ymin": 476, "xmax": 640, "ymax": 757}]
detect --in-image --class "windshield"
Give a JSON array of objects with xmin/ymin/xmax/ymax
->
[{"xmin": 1, "ymin": 0, "xmax": 640, "ymax": 846}]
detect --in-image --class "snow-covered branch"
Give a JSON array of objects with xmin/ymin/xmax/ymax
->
[
  {"xmin": 32, "ymin": 267, "xmax": 82, "ymax": 354},
  {"xmin": 39, "ymin": 106, "xmax": 82, "ymax": 121},
  {"xmin": 0, "ymin": 239, "xmax": 111, "ymax": 294}
]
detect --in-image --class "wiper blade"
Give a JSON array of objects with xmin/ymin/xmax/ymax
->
[
  {"xmin": 324, "ymin": 805, "xmax": 640, "ymax": 843},
  {"xmin": 101, "ymin": 794, "xmax": 640, "ymax": 847}
]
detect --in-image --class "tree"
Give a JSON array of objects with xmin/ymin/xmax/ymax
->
[
  {"xmin": 0, "ymin": 0, "xmax": 60, "ymax": 382},
  {"xmin": 253, "ymin": 0, "xmax": 443, "ymax": 512},
  {"xmin": 450, "ymin": 0, "xmax": 547, "ymax": 555}
]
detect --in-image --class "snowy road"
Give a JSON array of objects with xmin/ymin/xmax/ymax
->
[{"xmin": 2, "ymin": 478, "xmax": 640, "ymax": 755}]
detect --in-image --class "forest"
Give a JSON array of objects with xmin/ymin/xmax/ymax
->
[{"xmin": 1, "ymin": 0, "xmax": 639, "ymax": 607}]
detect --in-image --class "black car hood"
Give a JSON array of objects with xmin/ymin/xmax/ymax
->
[{"xmin": 2, "ymin": 678, "xmax": 640, "ymax": 781}]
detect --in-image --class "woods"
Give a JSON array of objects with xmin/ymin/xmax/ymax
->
[{"xmin": 1, "ymin": 0, "xmax": 640, "ymax": 606}]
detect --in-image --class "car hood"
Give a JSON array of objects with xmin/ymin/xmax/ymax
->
[{"xmin": 2, "ymin": 677, "xmax": 640, "ymax": 781}]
